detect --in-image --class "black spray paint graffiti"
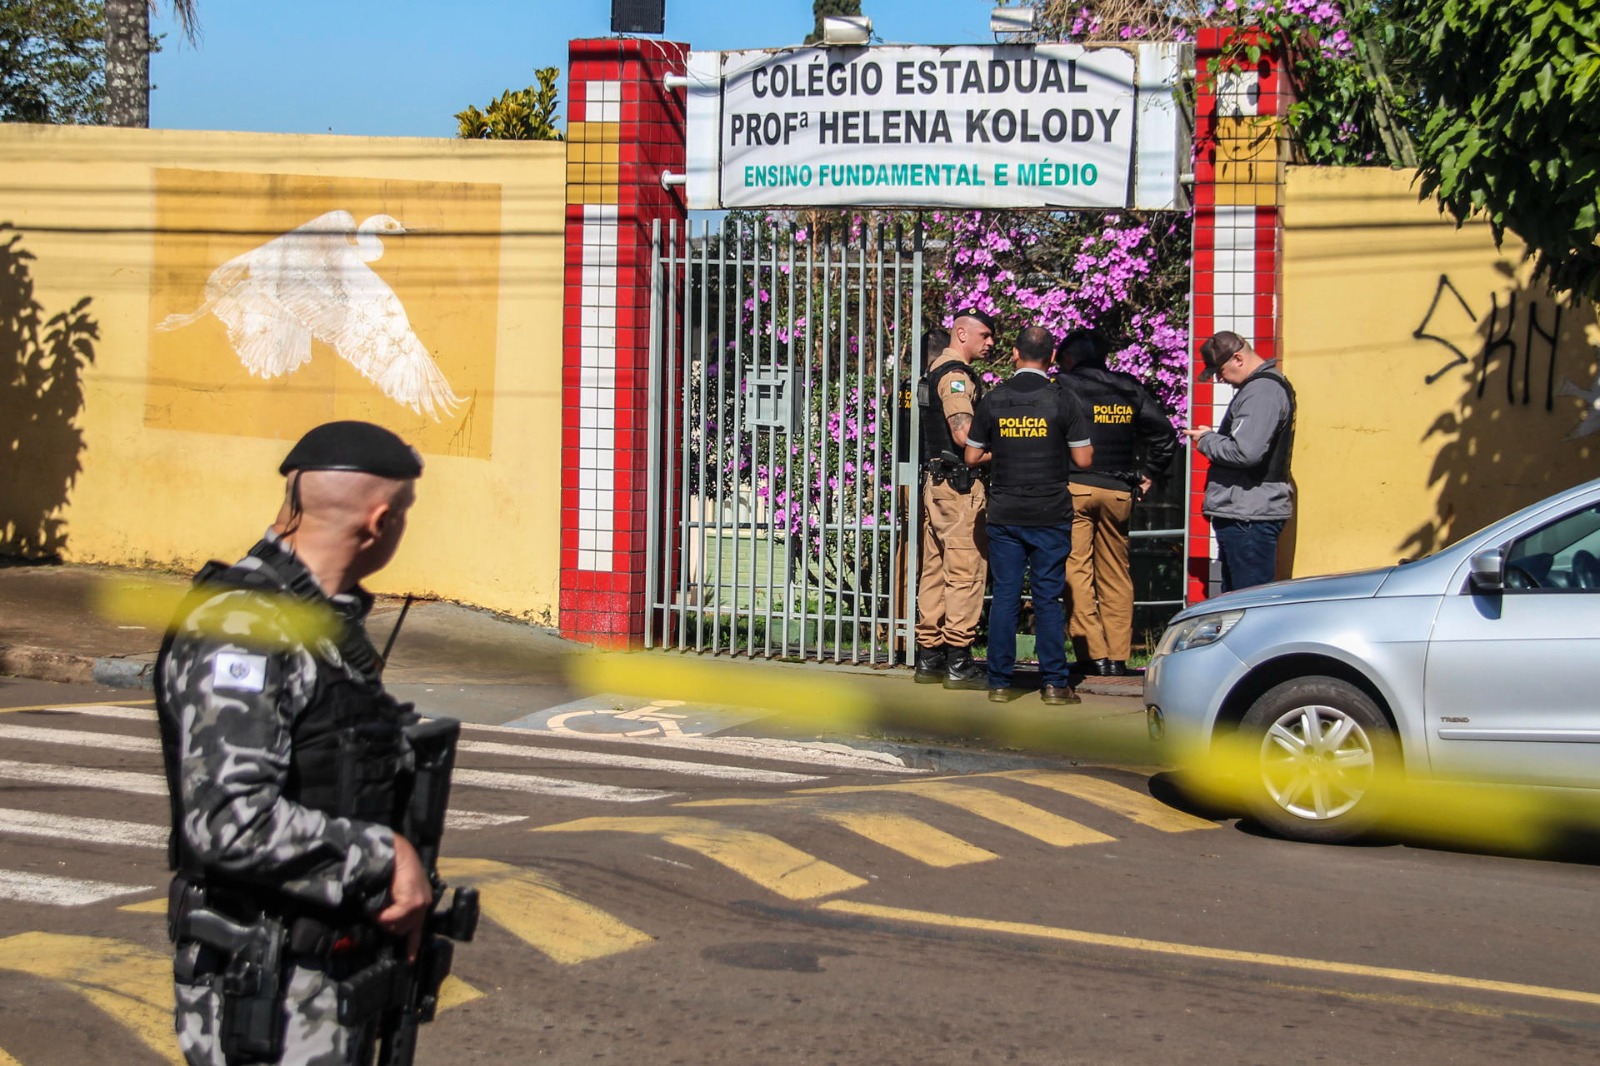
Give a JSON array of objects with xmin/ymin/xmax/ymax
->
[{"xmin": 1412, "ymin": 274, "xmax": 1572, "ymax": 409}]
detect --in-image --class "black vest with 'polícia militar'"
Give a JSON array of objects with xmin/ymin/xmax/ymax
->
[
  {"xmin": 1068, "ymin": 365, "xmax": 1144, "ymax": 481},
  {"xmin": 987, "ymin": 378, "xmax": 1071, "ymax": 490}
]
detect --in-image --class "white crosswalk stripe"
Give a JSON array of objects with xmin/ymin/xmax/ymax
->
[
  {"xmin": 453, "ymin": 768, "xmax": 678, "ymax": 803},
  {"xmin": 0, "ymin": 808, "xmax": 166, "ymax": 849},
  {"xmin": 457, "ymin": 739, "xmax": 822, "ymax": 784},
  {"xmin": 0, "ymin": 722, "xmax": 159, "ymax": 753},
  {"xmin": 0, "ymin": 757, "xmax": 166, "ymax": 796},
  {"xmin": 0, "ymin": 869, "xmax": 149, "ymax": 905},
  {"xmin": 28, "ymin": 704, "xmax": 157, "ymax": 722},
  {"xmin": 466, "ymin": 720, "xmax": 924, "ymax": 774}
]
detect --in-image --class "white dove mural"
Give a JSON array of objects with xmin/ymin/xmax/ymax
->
[{"xmin": 157, "ymin": 210, "xmax": 464, "ymax": 420}]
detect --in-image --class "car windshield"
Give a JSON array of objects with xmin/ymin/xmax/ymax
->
[{"xmin": 1503, "ymin": 503, "xmax": 1600, "ymax": 588}]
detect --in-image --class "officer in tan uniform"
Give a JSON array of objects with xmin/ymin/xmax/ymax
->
[
  {"xmin": 914, "ymin": 307, "xmax": 996, "ymax": 689},
  {"xmin": 1058, "ymin": 329, "xmax": 1177, "ymax": 675}
]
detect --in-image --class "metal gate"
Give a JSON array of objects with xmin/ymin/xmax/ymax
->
[{"xmin": 644, "ymin": 218, "xmax": 926, "ymax": 664}]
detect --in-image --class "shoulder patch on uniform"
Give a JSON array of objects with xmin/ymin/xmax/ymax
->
[
  {"xmin": 212, "ymin": 652, "xmax": 268, "ymax": 693},
  {"xmin": 949, "ymin": 379, "xmax": 966, "ymax": 393}
]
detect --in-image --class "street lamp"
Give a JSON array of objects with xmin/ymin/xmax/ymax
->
[
  {"xmin": 990, "ymin": 5, "xmax": 1036, "ymax": 38},
  {"xmin": 821, "ymin": 15, "xmax": 873, "ymax": 45}
]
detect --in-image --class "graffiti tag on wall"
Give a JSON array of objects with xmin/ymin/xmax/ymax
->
[{"xmin": 1413, "ymin": 274, "xmax": 1600, "ymax": 439}]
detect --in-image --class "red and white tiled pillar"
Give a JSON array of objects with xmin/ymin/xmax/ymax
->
[
  {"xmin": 560, "ymin": 38, "xmax": 688, "ymax": 647},
  {"xmin": 1186, "ymin": 29, "xmax": 1289, "ymax": 602}
]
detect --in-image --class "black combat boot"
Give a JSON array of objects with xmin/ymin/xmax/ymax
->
[
  {"xmin": 913, "ymin": 644, "xmax": 948, "ymax": 684},
  {"xmin": 943, "ymin": 645, "xmax": 987, "ymax": 690}
]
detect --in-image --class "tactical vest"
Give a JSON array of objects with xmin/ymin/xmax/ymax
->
[
  {"xmin": 1227, "ymin": 368, "xmax": 1297, "ymax": 482},
  {"xmin": 1068, "ymin": 365, "xmax": 1144, "ymax": 479},
  {"xmin": 156, "ymin": 549, "xmax": 406, "ymax": 893},
  {"xmin": 985, "ymin": 377, "xmax": 1071, "ymax": 490},
  {"xmin": 918, "ymin": 359, "xmax": 983, "ymax": 462}
]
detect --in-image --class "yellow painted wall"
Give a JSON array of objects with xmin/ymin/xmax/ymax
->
[
  {"xmin": 1282, "ymin": 165, "xmax": 1599, "ymax": 577},
  {"xmin": 0, "ymin": 124, "xmax": 567, "ymax": 621}
]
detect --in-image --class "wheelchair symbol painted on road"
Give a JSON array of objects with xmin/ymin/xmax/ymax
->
[{"xmin": 545, "ymin": 700, "xmax": 699, "ymax": 738}]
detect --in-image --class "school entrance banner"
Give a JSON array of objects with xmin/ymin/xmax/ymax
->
[{"xmin": 680, "ymin": 43, "xmax": 1184, "ymax": 211}]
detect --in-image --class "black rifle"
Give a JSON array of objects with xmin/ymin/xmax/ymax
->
[{"xmin": 365, "ymin": 714, "xmax": 480, "ymax": 1066}]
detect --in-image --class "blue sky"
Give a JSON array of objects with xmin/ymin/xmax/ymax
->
[{"xmin": 151, "ymin": 0, "xmax": 1004, "ymax": 139}]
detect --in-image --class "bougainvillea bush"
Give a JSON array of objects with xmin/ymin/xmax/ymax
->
[{"xmin": 924, "ymin": 208, "xmax": 1192, "ymax": 426}]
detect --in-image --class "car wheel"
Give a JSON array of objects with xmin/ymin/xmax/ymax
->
[{"xmin": 1238, "ymin": 676, "xmax": 1397, "ymax": 843}]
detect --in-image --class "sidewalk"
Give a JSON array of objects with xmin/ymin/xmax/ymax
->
[{"xmin": 0, "ymin": 560, "xmax": 1156, "ymax": 772}]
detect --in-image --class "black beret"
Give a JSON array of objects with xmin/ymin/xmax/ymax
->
[
  {"xmin": 952, "ymin": 306, "xmax": 997, "ymax": 334},
  {"xmin": 279, "ymin": 421, "xmax": 423, "ymax": 479}
]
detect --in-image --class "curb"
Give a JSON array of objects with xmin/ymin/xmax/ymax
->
[
  {"xmin": 0, "ymin": 644, "xmax": 97, "ymax": 686},
  {"xmin": 92, "ymin": 654, "xmax": 158, "ymax": 690},
  {"xmin": 0, "ymin": 645, "xmax": 155, "ymax": 690}
]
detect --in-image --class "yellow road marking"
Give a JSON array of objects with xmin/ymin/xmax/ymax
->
[
  {"xmin": 0, "ymin": 928, "xmax": 478, "ymax": 1066},
  {"xmin": 0, "ymin": 699, "xmax": 155, "ymax": 715},
  {"xmin": 120, "ymin": 897, "xmax": 168, "ymax": 914},
  {"xmin": 532, "ymin": 816, "xmax": 868, "ymax": 900},
  {"xmin": 816, "ymin": 811, "xmax": 997, "ymax": 867},
  {"xmin": 1002, "ymin": 770, "xmax": 1218, "ymax": 832},
  {"xmin": 440, "ymin": 858, "xmax": 654, "ymax": 964},
  {"xmin": 820, "ymin": 902, "xmax": 1600, "ymax": 1009},
  {"xmin": 437, "ymin": 976, "xmax": 485, "ymax": 1011},
  {"xmin": 891, "ymin": 781, "xmax": 1114, "ymax": 847},
  {"xmin": 0, "ymin": 933, "xmax": 182, "ymax": 1064},
  {"xmin": 682, "ymin": 779, "xmax": 1113, "ymax": 847}
]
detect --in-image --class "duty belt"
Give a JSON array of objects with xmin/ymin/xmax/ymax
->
[
  {"xmin": 923, "ymin": 458, "xmax": 987, "ymax": 480},
  {"xmin": 169, "ymin": 874, "xmax": 374, "ymax": 960}
]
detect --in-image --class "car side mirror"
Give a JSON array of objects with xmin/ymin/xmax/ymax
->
[{"xmin": 1468, "ymin": 548, "xmax": 1505, "ymax": 593}]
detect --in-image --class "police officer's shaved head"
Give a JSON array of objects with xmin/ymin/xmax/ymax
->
[
  {"xmin": 1014, "ymin": 325, "xmax": 1055, "ymax": 365},
  {"xmin": 277, "ymin": 421, "xmax": 421, "ymax": 534},
  {"xmin": 273, "ymin": 421, "xmax": 421, "ymax": 590}
]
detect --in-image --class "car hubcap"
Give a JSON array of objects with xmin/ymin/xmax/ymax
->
[{"xmin": 1258, "ymin": 703, "xmax": 1376, "ymax": 821}]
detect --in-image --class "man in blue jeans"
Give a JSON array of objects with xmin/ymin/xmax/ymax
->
[
  {"xmin": 1182, "ymin": 331, "xmax": 1297, "ymax": 591},
  {"xmin": 964, "ymin": 326, "xmax": 1094, "ymax": 705}
]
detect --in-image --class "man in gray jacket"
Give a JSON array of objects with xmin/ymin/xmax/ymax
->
[{"xmin": 1181, "ymin": 332, "xmax": 1296, "ymax": 591}]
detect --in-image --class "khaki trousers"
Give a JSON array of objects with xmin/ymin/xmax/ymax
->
[
  {"xmin": 1066, "ymin": 482, "xmax": 1135, "ymax": 661},
  {"xmin": 915, "ymin": 478, "xmax": 987, "ymax": 649}
]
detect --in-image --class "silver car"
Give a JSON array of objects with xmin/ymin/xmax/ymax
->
[{"xmin": 1144, "ymin": 477, "xmax": 1600, "ymax": 843}]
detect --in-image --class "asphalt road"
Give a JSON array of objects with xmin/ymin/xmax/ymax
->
[{"xmin": 1, "ymin": 676, "xmax": 1597, "ymax": 1065}]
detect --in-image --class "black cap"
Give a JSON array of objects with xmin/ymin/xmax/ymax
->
[
  {"xmin": 952, "ymin": 306, "xmax": 997, "ymax": 334},
  {"xmin": 1198, "ymin": 331, "xmax": 1249, "ymax": 381},
  {"xmin": 279, "ymin": 421, "xmax": 423, "ymax": 479},
  {"xmin": 1057, "ymin": 327, "xmax": 1107, "ymax": 362}
]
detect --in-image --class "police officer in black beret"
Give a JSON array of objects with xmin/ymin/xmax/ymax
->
[
  {"xmin": 963, "ymin": 326, "xmax": 1094, "ymax": 705},
  {"xmin": 158, "ymin": 420, "xmax": 443, "ymax": 1064}
]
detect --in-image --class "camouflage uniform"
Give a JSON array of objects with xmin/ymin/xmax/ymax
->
[{"xmin": 161, "ymin": 531, "xmax": 401, "ymax": 1066}]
